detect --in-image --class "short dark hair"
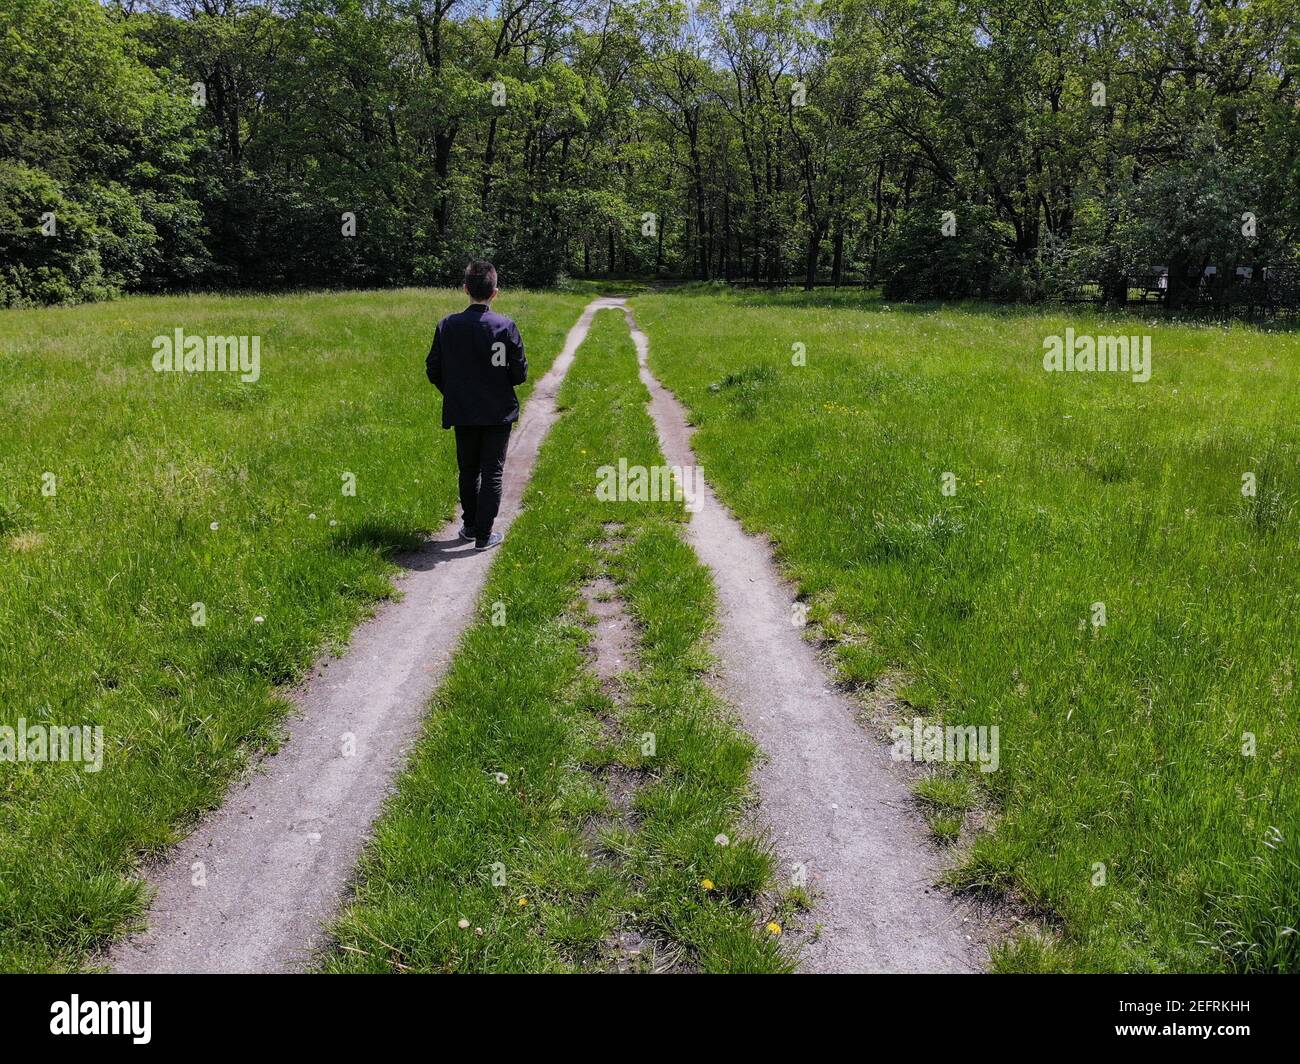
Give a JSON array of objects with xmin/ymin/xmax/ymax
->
[{"xmin": 463, "ymin": 259, "xmax": 498, "ymax": 301}]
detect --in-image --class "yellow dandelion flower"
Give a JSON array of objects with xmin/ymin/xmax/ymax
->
[
  {"xmin": 517, "ymin": 896, "xmax": 529, "ymax": 906},
  {"xmin": 766, "ymin": 922, "xmax": 782, "ymax": 936},
  {"xmin": 701, "ymin": 879, "xmax": 714, "ymax": 891}
]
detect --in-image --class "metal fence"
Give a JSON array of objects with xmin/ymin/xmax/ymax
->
[{"xmin": 1061, "ymin": 265, "xmax": 1300, "ymax": 317}]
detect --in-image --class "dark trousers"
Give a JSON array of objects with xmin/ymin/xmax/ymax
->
[{"xmin": 453, "ymin": 425, "xmax": 511, "ymax": 542}]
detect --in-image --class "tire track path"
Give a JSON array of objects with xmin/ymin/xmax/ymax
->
[
  {"xmin": 109, "ymin": 298, "xmax": 620, "ymax": 974},
  {"xmin": 619, "ymin": 300, "xmax": 984, "ymax": 974}
]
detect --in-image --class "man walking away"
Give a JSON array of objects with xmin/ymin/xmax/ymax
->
[{"xmin": 425, "ymin": 260, "xmax": 527, "ymax": 550}]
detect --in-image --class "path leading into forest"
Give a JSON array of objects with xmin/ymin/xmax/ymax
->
[
  {"xmin": 109, "ymin": 295, "xmax": 982, "ymax": 974},
  {"xmin": 618, "ymin": 301, "xmax": 984, "ymax": 974},
  {"xmin": 108, "ymin": 298, "xmax": 623, "ymax": 974}
]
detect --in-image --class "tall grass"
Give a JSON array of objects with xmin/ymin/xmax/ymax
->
[
  {"xmin": 0, "ymin": 287, "xmax": 588, "ymax": 971},
  {"xmin": 634, "ymin": 288, "xmax": 1300, "ymax": 973}
]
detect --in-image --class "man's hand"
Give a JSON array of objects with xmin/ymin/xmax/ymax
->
[{"xmin": 506, "ymin": 322, "xmax": 527, "ymax": 386}]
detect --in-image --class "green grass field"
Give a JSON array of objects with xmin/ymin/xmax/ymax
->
[
  {"xmin": 633, "ymin": 287, "xmax": 1300, "ymax": 973},
  {"xmin": 0, "ymin": 287, "xmax": 586, "ymax": 972},
  {"xmin": 3, "ymin": 284, "xmax": 1297, "ymax": 973},
  {"xmin": 325, "ymin": 309, "xmax": 790, "ymax": 973}
]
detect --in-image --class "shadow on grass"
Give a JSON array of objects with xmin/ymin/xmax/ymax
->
[{"xmin": 329, "ymin": 517, "xmax": 481, "ymax": 571}]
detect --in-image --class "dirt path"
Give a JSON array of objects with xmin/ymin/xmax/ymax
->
[
  {"xmin": 618, "ymin": 301, "xmax": 984, "ymax": 974},
  {"xmin": 108, "ymin": 298, "xmax": 621, "ymax": 974}
]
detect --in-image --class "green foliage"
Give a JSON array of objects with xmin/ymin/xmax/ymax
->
[
  {"xmin": 0, "ymin": 162, "xmax": 111, "ymax": 306},
  {"xmin": 2, "ymin": 0, "xmax": 1298, "ymax": 300},
  {"xmin": 880, "ymin": 205, "xmax": 1018, "ymax": 301},
  {"xmin": 0, "ymin": 0, "xmax": 209, "ymax": 306}
]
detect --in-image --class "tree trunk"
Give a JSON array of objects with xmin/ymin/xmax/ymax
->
[
  {"xmin": 803, "ymin": 227, "xmax": 821, "ymax": 290},
  {"xmin": 434, "ymin": 129, "xmax": 455, "ymax": 237},
  {"xmin": 721, "ymin": 190, "xmax": 732, "ymax": 279},
  {"xmin": 481, "ymin": 115, "xmax": 499, "ymax": 211},
  {"xmin": 870, "ymin": 156, "xmax": 885, "ymax": 284}
]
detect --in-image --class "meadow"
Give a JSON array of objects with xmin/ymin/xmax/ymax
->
[
  {"xmin": 0, "ymin": 287, "xmax": 587, "ymax": 971},
  {"xmin": 325, "ymin": 309, "xmax": 790, "ymax": 973},
  {"xmin": 633, "ymin": 287, "xmax": 1300, "ymax": 972},
  {"xmin": 3, "ymin": 284, "xmax": 1297, "ymax": 973}
]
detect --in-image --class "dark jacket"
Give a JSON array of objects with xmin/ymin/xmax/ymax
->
[{"xmin": 425, "ymin": 304, "xmax": 527, "ymax": 428}]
